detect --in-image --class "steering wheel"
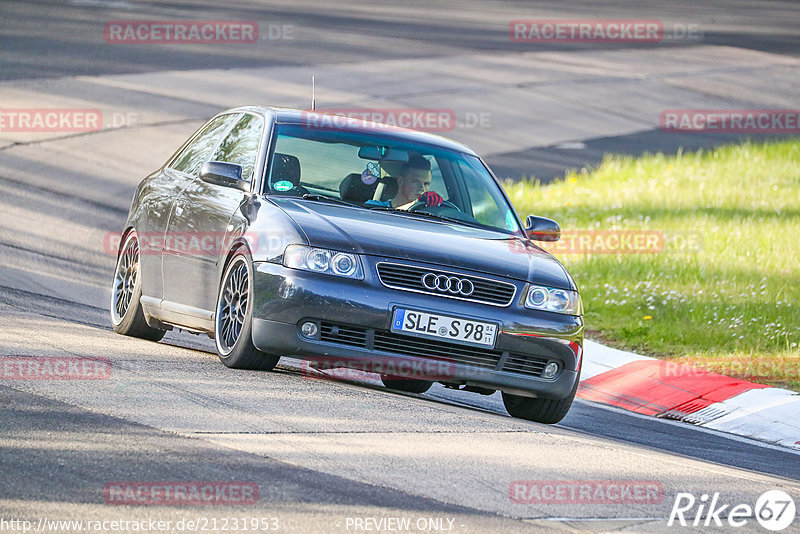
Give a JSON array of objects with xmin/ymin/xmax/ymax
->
[{"xmin": 408, "ymin": 199, "xmax": 461, "ymax": 212}]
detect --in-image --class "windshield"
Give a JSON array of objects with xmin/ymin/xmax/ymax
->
[{"xmin": 264, "ymin": 124, "xmax": 522, "ymax": 236}]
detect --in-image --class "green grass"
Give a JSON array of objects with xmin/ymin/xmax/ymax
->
[{"xmin": 504, "ymin": 140, "xmax": 800, "ymax": 390}]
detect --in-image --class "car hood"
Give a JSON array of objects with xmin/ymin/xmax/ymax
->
[{"xmin": 271, "ymin": 198, "xmax": 574, "ymax": 290}]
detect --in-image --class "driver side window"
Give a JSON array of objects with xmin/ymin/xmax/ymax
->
[
  {"xmin": 169, "ymin": 114, "xmax": 238, "ymax": 176},
  {"xmin": 211, "ymin": 113, "xmax": 265, "ymax": 181}
]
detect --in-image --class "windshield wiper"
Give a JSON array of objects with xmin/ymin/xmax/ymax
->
[
  {"xmin": 367, "ymin": 206, "xmax": 492, "ymax": 231},
  {"xmin": 301, "ymin": 194, "xmax": 358, "ymax": 207},
  {"xmin": 412, "ymin": 212, "xmax": 490, "ymax": 230}
]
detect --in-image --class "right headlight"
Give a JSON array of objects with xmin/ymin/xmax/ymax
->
[
  {"xmin": 283, "ymin": 245, "xmax": 364, "ymax": 280},
  {"xmin": 524, "ymin": 285, "xmax": 582, "ymax": 315}
]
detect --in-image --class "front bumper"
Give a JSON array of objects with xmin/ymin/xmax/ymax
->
[{"xmin": 251, "ymin": 259, "xmax": 583, "ymax": 399}]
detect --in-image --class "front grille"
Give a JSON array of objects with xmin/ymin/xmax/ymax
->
[
  {"xmin": 373, "ymin": 330, "xmax": 501, "ymax": 370},
  {"xmin": 502, "ymin": 354, "xmax": 548, "ymax": 377},
  {"xmin": 319, "ymin": 323, "xmax": 368, "ymax": 347},
  {"xmin": 317, "ymin": 321, "xmax": 548, "ymax": 378},
  {"xmin": 376, "ymin": 262, "xmax": 516, "ymax": 306}
]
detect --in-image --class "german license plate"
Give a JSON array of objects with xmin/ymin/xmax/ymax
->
[{"xmin": 391, "ymin": 308, "xmax": 497, "ymax": 348}]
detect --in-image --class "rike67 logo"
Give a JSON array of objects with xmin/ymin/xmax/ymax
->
[{"xmin": 668, "ymin": 490, "xmax": 796, "ymax": 531}]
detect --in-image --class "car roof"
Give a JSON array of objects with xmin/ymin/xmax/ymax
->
[{"xmin": 226, "ymin": 106, "xmax": 478, "ymax": 156}]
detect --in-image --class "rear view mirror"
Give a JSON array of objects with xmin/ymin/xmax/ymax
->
[
  {"xmin": 358, "ymin": 146, "xmax": 409, "ymax": 163},
  {"xmin": 200, "ymin": 161, "xmax": 249, "ymax": 192},
  {"xmin": 525, "ymin": 215, "xmax": 561, "ymax": 241}
]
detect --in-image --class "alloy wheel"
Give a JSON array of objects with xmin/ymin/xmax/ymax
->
[
  {"xmin": 216, "ymin": 257, "xmax": 250, "ymax": 354},
  {"xmin": 112, "ymin": 234, "xmax": 140, "ymax": 325}
]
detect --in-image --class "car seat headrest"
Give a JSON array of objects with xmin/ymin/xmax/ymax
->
[{"xmin": 339, "ymin": 173, "xmax": 398, "ymax": 203}]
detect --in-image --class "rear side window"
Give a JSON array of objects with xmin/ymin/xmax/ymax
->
[
  {"xmin": 269, "ymin": 134, "xmax": 366, "ymax": 193},
  {"xmin": 211, "ymin": 114, "xmax": 264, "ymax": 181},
  {"xmin": 170, "ymin": 114, "xmax": 238, "ymax": 176}
]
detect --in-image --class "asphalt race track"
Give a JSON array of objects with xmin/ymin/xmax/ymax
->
[{"xmin": 1, "ymin": 1, "xmax": 799, "ymax": 533}]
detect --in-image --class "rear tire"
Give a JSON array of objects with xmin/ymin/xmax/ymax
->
[
  {"xmin": 502, "ymin": 375, "xmax": 579, "ymax": 424},
  {"xmin": 214, "ymin": 249, "xmax": 280, "ymax": 371},
  {"xmin": 380, "ymin": 376, "xmax": 432, "ymax": 394},
  {"xmin": 110, "ymin": 230, "xmax": 166, "ymax": 341}
]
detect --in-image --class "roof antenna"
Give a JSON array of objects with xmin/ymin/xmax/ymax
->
[{"xmin": 311, "ymin": 75, "xmax": 315, "ymax": 111}]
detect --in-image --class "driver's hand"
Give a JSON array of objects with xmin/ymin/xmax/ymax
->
[{"xmin": 418, "ymin": 191, "xmax": 443, "ymax": 207}]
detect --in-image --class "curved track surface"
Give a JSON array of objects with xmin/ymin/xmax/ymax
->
[{"xmin": 1, "ymin": 1, "xmax": 799, "ymax": 532}]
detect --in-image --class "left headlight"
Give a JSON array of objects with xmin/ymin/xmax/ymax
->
[
  {"xmin": 283, "ymin": 245, "xmax": 364, "ymax": 280},
  {"xmin": 524, "ymin": 285, "xmax": 582, "ymax": 315}
]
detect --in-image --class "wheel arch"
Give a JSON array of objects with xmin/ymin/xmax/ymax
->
[
  {"xmin": 115, "ymin": 226, "xmax": 136, "ymax": 258},
  {"xmin": 219, "ymin": 237, "xmax": 254, "ymax": 285}
]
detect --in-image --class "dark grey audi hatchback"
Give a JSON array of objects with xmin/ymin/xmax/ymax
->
[{"xmin": 111, "ymin": 106, "xmax": 584, "ymax": 423}]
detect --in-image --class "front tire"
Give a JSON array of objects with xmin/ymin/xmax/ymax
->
[
  {"xmin": 110, "ymin": 230, "xmax": 166, "ymax": 341},
  {"xmin": 502, "ymin": 375, "xmax": 579, "ymax": 424},
  {"xmin": 214, "ymin": 249, "xmax": 280, "ymax": 371}
]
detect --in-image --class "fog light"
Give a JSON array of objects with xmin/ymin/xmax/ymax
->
[
  {"xmin": 542, "ymin": 362, "xmax": 559, "ymax": 379},
  {"xmin": 300, "ymin": 321, "xmax": 318, "ymax": 338}
]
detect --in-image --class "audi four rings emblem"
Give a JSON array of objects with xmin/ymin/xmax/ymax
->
[{"xmin": 421, "ymin": 273, "xmax": 475, "ymax": 296}]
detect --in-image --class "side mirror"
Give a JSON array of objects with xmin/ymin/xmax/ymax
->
[
  {"xmin": 200, "ymin": 161, "xmax": 249, "ymax": 192},
  {"xmin": 525, "ymin": 215, "xmax": 561, "ymax": 242}
]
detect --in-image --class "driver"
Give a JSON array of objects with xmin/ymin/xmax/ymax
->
[{"xmin": 391, "ymin": 155, "xmax": 443, "ymax": 209}]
